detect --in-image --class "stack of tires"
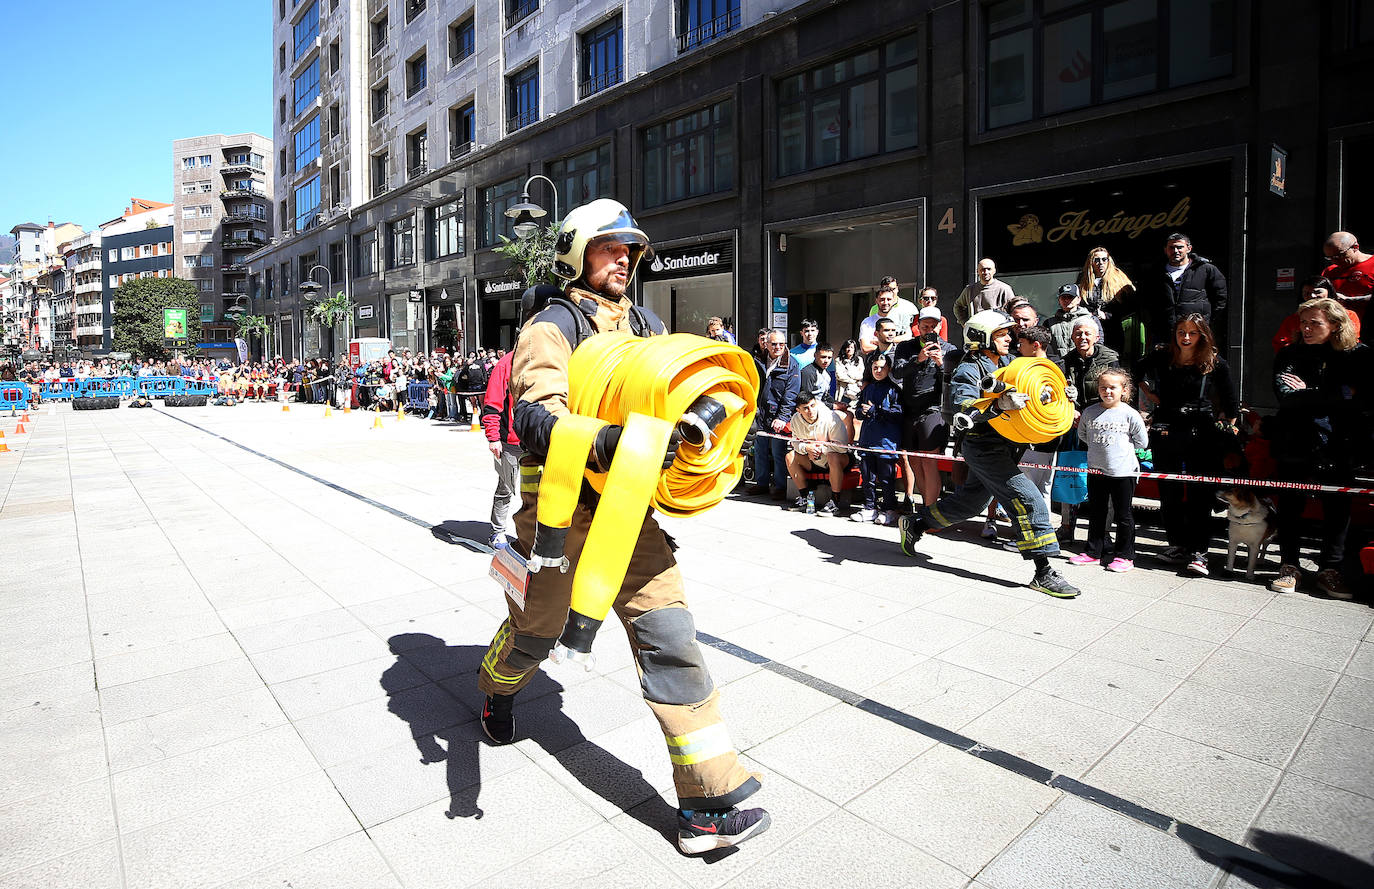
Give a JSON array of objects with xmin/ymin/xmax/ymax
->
[
  {"xmin": 163, "ymin": 395, "xmax": 209, "ymax": 407},
  {"xmin": 72, "ymin": 397, "xmax": 120, "ymax": 410}
]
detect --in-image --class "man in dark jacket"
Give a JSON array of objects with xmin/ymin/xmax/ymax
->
[
  {"xmin": 1150, "ymin": 232, "xmax": 1228, "ymax": 349},
  {"xmin": 750, "ymin": 328, "xmax": 800, "ymax": 499},
  {"xmin": 892, "ymin": 307, "xmax": 958, "ymax": 505}
]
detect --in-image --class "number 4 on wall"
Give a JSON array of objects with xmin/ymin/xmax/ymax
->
[{"xmin": 938, "ymin": 208, "xmax": 956, "ymax": 234}]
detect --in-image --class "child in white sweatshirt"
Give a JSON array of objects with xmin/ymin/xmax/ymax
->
[{"xmin": 1068, "ymin": 369, "xmax": 1149, "ymax": 572}]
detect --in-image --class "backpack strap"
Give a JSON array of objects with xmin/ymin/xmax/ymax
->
[
  {"xmin": 532, "ymin": 297, "xmax": 596, "ymax": 350},
  {"xmin": 629, "ymin": 304, "xmax": 667, "ymax": 337}
]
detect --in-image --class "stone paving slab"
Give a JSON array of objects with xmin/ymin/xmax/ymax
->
[{"xmin": 0, "ymin": 402, "xmax": 1370, "ymax": 889}]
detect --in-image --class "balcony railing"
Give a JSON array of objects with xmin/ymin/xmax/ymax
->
[
  {"xmin": 505, "ymin": 0, "xmax": 536, "ymax": 29},
  {"xmin": 449, "ymin": 140, "xmax": 472, "ymax": 160},
  {"xmin": 507, "ymin": 108, "xmax": 538, "ymax": 133},
  {"xmin": 407, "ymin": 163, "xmax": 428, "ymax": 181},
  {"xmin": 73, "ymin": 259, "xmax": 102, "ymax": 274},
  {"xmin": 223, "ymin": 263, "xmax": 249, "ymax": 273},
  {"xmin": 221, "ymin": 187, "xmax": 263, "ymax": 199},
  {"xmin": 73, "ymin": 280, "xmax": 103, "ymax": 294},
  {"xmin": 75, "ymin": 324, "xmax": 103, "ymax": 338},
  {"xmin": 223, "ymin": 210, "xmax": 267, "ymax": 223},
  {"xmin": 678, "ymin": 9, "xmax": 741, "ymax": 53},
  {"xmin": 578, "ymin": 65, "xmax": 623, "ymax": 100},
  {"xmin": 223, "ymin": 234, "xmax": 267, "ymax": 248},
  {"xmin": 221, "ymin": 162, "xmax": 265, "ymax": 175}
]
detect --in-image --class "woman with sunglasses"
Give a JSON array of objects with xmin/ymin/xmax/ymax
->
[{"xmin": 1076, "ymin": 247, "xmax": 1141, "ymax": 365}]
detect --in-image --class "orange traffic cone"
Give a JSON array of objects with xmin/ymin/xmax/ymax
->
[
  {"xmin": 372, "ymin": 414, "xmax": 383, "ymax": 429},
  {"xmin": 0, "ymin": 442, "xmax": 9, "ymax": 453},
  {"xmin": 19, "ymin": 413, "xmax": 30, "ymax": 423},
  {"xmin": 281, "ymin": 403, "xmax": 290, "ymax": 412},
  {"xmin": 396, "ymin": 407, "xmax": 404, "ymax": 422},
  {"xmin": 324, "ymin": 405, "xmax": 333, "ymax": 418},
  {"xmin": 470, "ymin": 416, "xmax": 480, "ymax": 432},
  {"xmin": 13, "ymin": 423, "xmax": 26, "ymax": 435},
  {"xmin": 344, "ymin": 404, "xmax": 351, "ymax": 413}
]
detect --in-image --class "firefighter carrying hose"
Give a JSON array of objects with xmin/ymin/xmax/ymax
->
[
  {"xmin": 898, "ymin": 309, "xmax": 1082, "ymax": 599},
  {"xmin": 476, "ymin": 199, "xmax": 769, "ymax": 854}
]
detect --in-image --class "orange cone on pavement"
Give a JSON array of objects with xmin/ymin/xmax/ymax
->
[
  {"xmin": 281, "ymin": 403, "xmax": 290, "ymax": 412},
  {"xmin": 372, "ymin": 414, "xmax": 383, "ymax": 429},
  {"xmin": 0, "ymin": 442, "xmax": 8, "ymax": 453},
  {"xmin": 13, "ymin": 423, "xmax": 26, "ymax": 434},
  {"xmin": 324, "ymin": 405, "xmax": 333, "ymax": 418}
]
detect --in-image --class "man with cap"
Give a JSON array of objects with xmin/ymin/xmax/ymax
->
[{"xmin": 1048, "ymin": 283, "xmax": 1102, "ymax": 358}]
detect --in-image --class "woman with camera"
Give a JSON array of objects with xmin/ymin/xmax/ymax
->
[
  {"xmin": 1137, "ymin": 313, "xmax": 1239, "ymax": 575},
  {"xmin": 1269, "ymin": 298, "xmax": 1370, "ymax": 597}
]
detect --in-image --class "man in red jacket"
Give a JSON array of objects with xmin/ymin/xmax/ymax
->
[{"xmin": 480, "ymin": 350, "xmax": 520, "ymax": 549}]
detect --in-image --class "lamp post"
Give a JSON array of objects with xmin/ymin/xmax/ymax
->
[
  {"xmin": 298, "ymin": 264, "xmax": 333, "ymax": 359},
  {"xmin": 504, "ymin": 174, "xmax": 560, "ymax": 238}
]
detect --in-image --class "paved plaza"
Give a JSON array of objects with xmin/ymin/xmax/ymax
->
[{"xmin": 0, "ymin": 401, "xmax": 1371, "ymax": 889}]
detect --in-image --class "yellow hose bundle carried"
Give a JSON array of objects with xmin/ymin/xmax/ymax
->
[
  {"xmin": 969, "ymin": 356, "xmax": 1074, "ymax": 444},
  {"xmin": 531, "ymin": 332, "xmax": 759, "ymax": 666}
]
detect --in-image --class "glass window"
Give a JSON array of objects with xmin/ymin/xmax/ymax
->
[
  {"xmin": 774, "ymin": 38, "xmax": 918, "ymax": 176},
  {"xmin": 677, "ymin": 0, "xmax": 741, "ymax": 52},
  {"xmin": 355, "ymin": 229, "xmax": 378, "ymax": 276},
  {"xmin": 428, "ymin": 198, "xmax": 464, "ymax": 258},
  {"xmin": 294, "ymin": 115, "xmax": 321, "ymax": 171},
  {"xmin": 506, "ymin": 0, "xmax": 538, "ymax": 29},
  {"xmin": 328, "ymin": 241, "xmax": 345, "ymax": 282},
  {"xmin": 579, "ymin": 16, "xmax": 623, "ymax": 99},
  {"xmin": 294, "ymin": 176, "xmax": 321, "ymax": 232},
  {"xmin": 407, "ymin": 129, "xmax": 428, "ymax": 177},
  {"xmin": 293, "ymin": 1, "xmax": 318, "ymax": 60},
  {"xmin": 1041, "ymin": 14, "xmax": 1092, "ymax": 114},
  {"xmin": 985, "ymin": 0, "xmax": 1236, "ymax": 129},
  {"xmin": 550, "ymin": 143, "xmax": 613, "ymax": 206},
  {"xmin": 293, "ymin": 57, "xmax": 320, "ymax": 117},
  {"xmin": 1168, "ymin": 0, "xmax": 1235, "ymax": 87},
  {"xmin": 451, "ymin": 103, "xmax": 475, "ymax": 158},
  {"xmin": 329, "ymin": 39, "xmax": 340, "ymax": 73},
  {"xmin": 479, "ymin": 177, "xmax": 523, "ymax": 247},
  {"xmin": 371, "ymin": 13, "xmax": 388, "ymax": 53},
  {"xmin": 450, "ymin": 16, "xmax": 475, "ymax": 65},
  {"xmin": 388, "ymin": 214, "xmax": 415, "ymax": 268},
  {"xmin": 507, "ymin": 64, "xmax": 539, "ymax": 132},
  {"xmin": 371, "ymin": 151, "xmax": 389, "ymax": 196},
  {"xmin": 407, "ymin": 52, "xmax": 427, "ymax": 97},
  {"xmin": 642, "ymin": 99, "xmax": 733, "ymax": 208},
  {"xmin": 372, "ymin": 82, "xmax": 388, "ymax": 121}
]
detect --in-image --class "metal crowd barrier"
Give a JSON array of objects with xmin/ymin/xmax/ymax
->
[{"xmin": 0, "ymin": 382, "xmax": 31, "ymax": 411}]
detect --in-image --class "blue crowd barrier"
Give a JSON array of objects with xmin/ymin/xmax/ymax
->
[
  {"xmin": 0, "ymin": 382, "xmax": 30, "ymax": 411},
  {"xmin": 36, "ymin": 379, "xmax": 81, "ymax": 401},
  {"xmin": 77, "ymin": 377, "xmax": 138, "ymax": 398},
  {"xmin": 184, "ymin": 379, "xmax": 218, "ymax": 396},
  {"xmin": 136, "ymin": 376, "xmax": 186, "ymax": 397}
]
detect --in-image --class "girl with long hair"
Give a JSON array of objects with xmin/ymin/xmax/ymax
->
[
  {"xmin": 1137, "ymin": 313, "xmax": 1239, "ymax": 575},
  {"xmin": 1077, "ymin": 246, "xmax": 1140, "ymax": 362}
]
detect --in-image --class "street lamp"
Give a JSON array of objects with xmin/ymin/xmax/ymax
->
[
  {"xmin": 505, "ymin": 174, "xmax": 560, "ymax": 239},
  {"xmin": 299, "ymin": 264, "xmax": 332, "ymax": 359}
]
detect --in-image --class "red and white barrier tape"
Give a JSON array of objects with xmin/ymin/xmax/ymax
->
[{"xmin": 752, "ymin": 430, "xmax": 1374, "ymax": 497}]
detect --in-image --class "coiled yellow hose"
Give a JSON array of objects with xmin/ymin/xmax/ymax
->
[
  {"xmin": 970, "ymin": 356, "xmax": 1074, "ymax": 444},
  {"xmin": 536, "ymin": 333, "xmax": 759, "ymax": 660}
]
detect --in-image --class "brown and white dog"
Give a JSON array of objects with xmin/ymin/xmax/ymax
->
[{"xmin": 1216, "ymin": 488, "xmax": 1277, "ymax": 580}]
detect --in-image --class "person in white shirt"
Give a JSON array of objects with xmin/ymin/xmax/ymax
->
[
  {"xmin": 785, "ymin": 393, "xmax": 852, "ymax": 515},
  {"xmin": 859, "ymin": 277, "xmax": 916, "ymax": 354}
]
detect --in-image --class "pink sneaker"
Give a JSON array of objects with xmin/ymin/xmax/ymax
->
[
  {"xmin": 1106, "ymin": 558, "xmax": 1134, "ymax": 573},
  {"xmin": 1067, "ymin": 552, "xmax": 1097, "ymax": 566}
]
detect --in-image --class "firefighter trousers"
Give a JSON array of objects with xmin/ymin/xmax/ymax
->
[{"xmin": 478, "ymin": 464, "xmax": 760, "ymax": 811}]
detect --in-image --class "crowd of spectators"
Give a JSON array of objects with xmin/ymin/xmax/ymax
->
[{"xmin": 744, "ymin": 231, "xmax": 1373, "ymax": 600}]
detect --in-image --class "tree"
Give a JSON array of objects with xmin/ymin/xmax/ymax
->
[
  {"xmin": 110, "ymin": 278, "xmax": 202, "ymax": 360},
  {"xmin": 235, "ymin": 313, "xmax": 270, "ymax": 360},
  {"xmin": 307, "ymin": 290, "xmax": 355, "ymax": 358},
  {"xmin": 494, "ymin": 221, "xmax": 560, "ymax": 288}
]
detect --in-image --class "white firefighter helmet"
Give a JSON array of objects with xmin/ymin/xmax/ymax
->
[
  {"xmin": 552, "ymin": 199, "xmax": 653, "ymax": 285},
  {"xmin": 964, "ymin": 309, "xmax": 1016, "ymax": 351}
]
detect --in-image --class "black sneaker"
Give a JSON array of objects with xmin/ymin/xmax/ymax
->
[
  {"xmin": 817, "ymin": 499, "xmax": 838, "ymax": 516},
  {"xmin": 788, "ymin": 495, "xmax": 808, "ymax": 511},
  {"xmin": 677, "ymin": 806, "xmax": 772, "ymax": 854},
  {"xmin": 898, "ymin": 514, "xmax": 926, "ymax": 556},
  {"xmin": 1031, "ymin": 567, "xmax": 1080, "ymax": 599},
  {"xmin": 480, "ymin": 694, "xmax": 516, "ymax": 744}
]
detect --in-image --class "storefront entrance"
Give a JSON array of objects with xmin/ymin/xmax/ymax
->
[
  {"xmin": 640, "ymin": 238, "xmax": 735, "ymax": 336},
  {"xmin": 775, "ymin": 215, "xmax": 921, "ymax": 347},
  {"xmin": 387, "ymin": 291, "xmax": 423, "ymax": 356},
  {"xmin": 478, "ymin": 277, "xmax": 523, "ymax": 352},
  {"xmin": 424, "ymin": 282, "xmax": 465, "ymax": 355}
]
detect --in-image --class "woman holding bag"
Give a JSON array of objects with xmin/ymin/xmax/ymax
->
[{"xmin": 1137, "ymin": 313, "xmax": 1239, "ymax": 575}]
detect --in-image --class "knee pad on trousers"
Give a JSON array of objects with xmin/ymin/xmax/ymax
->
[
  {"xmin": 629, "ymin": 607, "xmax": 714, "ymax": 705},
  {"xmin": 508, "ymin": 634, "xmax": 558, "ymax": 673}
]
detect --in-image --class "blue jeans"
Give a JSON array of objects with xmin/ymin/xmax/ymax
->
[
  {"xmin": 752, "ymin": 429, "xmax": 790, "ymax": 492},
  {"xmin": 919, "ymin": 432, "xmax": 1059, "ymax": 559}
]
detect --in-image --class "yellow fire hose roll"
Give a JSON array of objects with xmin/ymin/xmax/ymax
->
[
  {"xmin": 528, "ymin": 413, "xmax": 608, "ymax": 571},
  {"xmin": 970, "ymin": 356, "xmax": 1074, "ymax": 444},
  {"xmin": 538, "ymin": 332, "xmax": 759, "ymax": 667}
]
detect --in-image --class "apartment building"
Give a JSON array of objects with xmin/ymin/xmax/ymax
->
[
  {"xmin": 248, "ymin": 0, "xmax": 1374, "ymax": 406},
  {"xmin": 99, "ymin": 199, "xmax": 177, "ymax": 355},
  {"xmin": 173, "ymin": 133, "xmax": 275, "ymax": 361},
  {"xmin": 5, "ymin": 221, "xmax": 83, "ymax": 352},
  {"xmin": 62, "ymin": 231, "xmax": 106, "ymax": 352}
]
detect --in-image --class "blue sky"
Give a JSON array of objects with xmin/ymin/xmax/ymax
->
[{"xmin": 0, "ymin": 1, "xmax": 271, "ymax": 232}]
